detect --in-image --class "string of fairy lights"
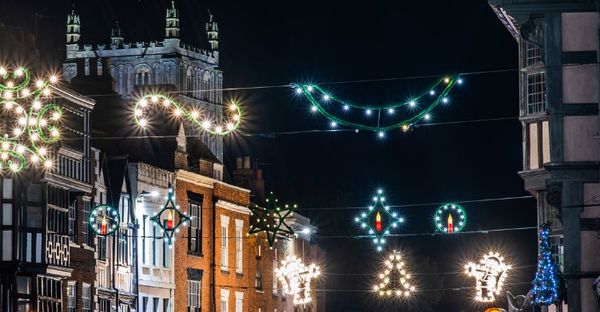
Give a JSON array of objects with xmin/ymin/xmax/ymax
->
[{"xmin": 0, "ymin": 64, "xmax": 552, "ymax": 307}]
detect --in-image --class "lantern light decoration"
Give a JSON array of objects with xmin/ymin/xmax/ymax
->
[
  {"xmin": 276, "ymin": 255, "xmax": 321, "ymax": 305},
  {"xmin": 372, "ymin": 250, "xmax": 417, "ymax": 298},
  {"xmin": 465, "ymin": 251, "xmax": 511, "ymax": 302},
  {"xmin": 0, "ymin": 65, "xmax": 62, "ymax": 173},
  {"xmin": 531, "ymin": 224, "xmax": 562, "ymax": 305},
  {"xmin": 150, "ymin": 183, "xmax": 190, "ymax": 247},
  {"xmin": 292, "ymin": 74, "xmax": 462, "ymax": 136},
  {"xmin": 434, "ymin": 203, "xmax": 467, "ymax": 234},
  {"xmin": 248, "ymin": 192, "xmax": 296, "ymax": 248},
  {"xmin": 133, "ymin": 93, "xmax": 242, "ymax": 135},
  {"xmin": 89, "ymin": 205, "xmax": 120, "ymax": 236},
  {"xmin": 355, "ymin": 189, "xmax": 405, "ymax": 251}
]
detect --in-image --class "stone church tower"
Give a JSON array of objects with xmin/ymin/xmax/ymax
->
[{"xmin": 62, "ymin": 1, "xmax": 224, "ymax": 161}]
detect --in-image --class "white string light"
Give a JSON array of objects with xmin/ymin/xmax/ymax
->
[{"xmin": 465, "ymin": 251, "xmax": 511, "ymax": 302}]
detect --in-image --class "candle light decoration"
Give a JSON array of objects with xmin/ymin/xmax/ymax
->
[
  {"xmin": 89, "ymin": 205, "xmax": 120, "ymax": 236},
  {"xmin": 0, "ymin": 65, "xmax": 62, "ymax": 173},
  {"xmin": 434, "ymin": 203, "xmax": 467, "ymax": 234},
  {"xmin": 150, "ymin": 183, "xmax": 190, "ymax": 246},
  {"xmin": 355, "ymin": 189, "xmax": 405, "ymax": 252}
]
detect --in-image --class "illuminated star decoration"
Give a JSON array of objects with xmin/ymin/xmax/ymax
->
[
  {"xmin": 373, "ymin": 250, "xmax": 416, "ymax": 298},
  {"xmin": 355, "ymin": 189, "xmax": 405, "ymax": 252},
  {"xmin": 465, "ymin": 251, "xmax": 511, "ymax": 302},
  {"xmin": 248, "ymin": 191, "xmax": 296, "ymax": 247},
  {"xmin": 292, "ymin": 75, "xmax": 462, "ymax": 138},
  {"xmin": 0, "ymin": 66, "xmax": 62, "ymax": 173},
  {"xmin": 89, "ymin": 205, "xmax": 120, "ymax": 236},
  {"xmin": 133, "ymin": 93, "xmax": 242, "ymax": 135},
  {"xmin": 150, "ymin": 183, "xmax": 190, "ymax": 247},
  {"xmin": 434, "ymin": 203, "xmax": 467, "ymax": 234},
  {"xmin": 276, "ymin": 255, "xmax": 321, "ymax": 305}
]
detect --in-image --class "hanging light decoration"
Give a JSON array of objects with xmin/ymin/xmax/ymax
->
[
  {"xmin": 276, "ymin": 255, "xmax": 321, "ymax": 305},
  {"xmin": 89, "ymin": 205, "xmax": 120, "ymax": 236},
  {"xmin": 134, "ymin": 93, "xmax": 242, "ymax": 135},
  {"xmin": 372, "ymin": 250, "xmax": 417, "ymax": 299},
  {"xmin": 531, "ymin": 224, "xmax": 563, "ymax": 305},
  {"xmin": 465, "ymin": 251, "xmax": 511, "ymax": 302},
  {"xmin": 150, "ymin": 183, "xmax": 191, "ymax": 246},
  {"xmin": 355, "ymin": 189, "xmax": 404, "ymax": 252},
  {"xmin": 248, "ymin": 192, "xmax": 296, "ymax": 248},
  {"xmin": 434, "ymin": 203, "xmax": 467, "ymax": 234},
  {"xmin": 292, "ymin": 74, "xmax": 462, "ymax": 137},
  {"xmin": 0, "ymin": 65, "xmax": 62, "ymax": 173}
]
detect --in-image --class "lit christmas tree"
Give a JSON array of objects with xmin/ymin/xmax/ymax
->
[{"xmin": 531, "ymin": 223, "xmax": 562, "ymax": 305}]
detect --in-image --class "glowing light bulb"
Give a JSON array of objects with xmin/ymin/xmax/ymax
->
[
  {"xmin": 44, "ymin": 160, "xmax": 53, "ymax": 168},
  {"xmin": 330, "ymin": 121, "xmax": 337, "ymax": 128},
  {"xmin": 13, "ymin": 128, "xmax": 21, "ymax": 136},
  {"xmin": 30, "ymin": 155, "xmax": 39, "ymax": 163},
  {"xmin": 50, "ymin": 129, "xmax": 59, "ymax": 137},
  {"xmin": 202, "ymin": 121, "xmax": 211, "ymax": 129},
  {"xmin": 32, "ymin": 100, "xmax": 41, "ymax": 110},
  {"xmin": 150, "ymin": 95, "xmax": 159, "ymax": 103},
  {"xmin": 226, "ymin": 123, "xmax": 234, "ymax": 130},
  {"xmin": 409, "ymin": 100, "xmax": 416, "ymax": 107},
  {"xmin": 190, "ymin": 111, "xmax": 199, "ymax": 119},
  {"xmin": 1, "ymin": 142, "xmax": 9, "ymax": 149},
  {"xmin": 322, "ymin": 95, "xmax": 330, "ymax": 101},
  {"xmin": 174, "ymin": 109, "xmax": 182, "ymax": 116},
  {"xmin": 378, "ymin": 131, "xmax": 385, "ymax": 138},
  {"xmin": 0, "ymin": 67, "xmax": 6, "ymax": 75},
  {"xmin": 424, "ymin": 114, "xmax": 431, "ymax": 121},
  {"xmin": 311, "ymin": 105, "xmax": 317, "ymax": 112},
  {"xmin": 295, "ymin": 87, "xmax": 302, "ymax": 94},
  {"xmin": 343, "ymin": 104, "xmax": 349, "ymax": 110},
  {"xmin": 28, "ymin": 118, "xmax": 37, "ymax": 126},
  {"xmin": 138, "ymin": 99, "xmax": 148, "ymax": 107},
  {"xmin": 49, "ymin": 75, "xmax": 58, "ymax": 83},
  {"xmin": 307, "ymin": 85, "xmax": 314, "ymax": 92},
  {"xmin": 15, "ymin": 106, "xmax": 23, "ymax": 115},
  {"xmin": 42, "ymin": 88, "xmax": 50, "ymax": 96},
  {"xmin": 52, "ymin": 112, "xmax": 61, "ymax": 120},
  {"xmin": 387, "ymin": 108, "xmax": 394, "ymax": 114},
  {"xmin": 162, "ymin": 99, "xmax": 171, "ymax": 106},
  {"xmin": 229, "ymin": 104, "xmax": 238, "ymax": 111},
  {"xmin": 442, "ymin": 97, "xmax": 449, "ymax": 103},
  {"xmin": 21, "ymin": 89, "xmax": 30, "ymax": 97},
  {"xmin": 457, "ymin": 78, "xmax": 463, "ymax": 85},
  {"xmin": 134, "ymin": 109, "xmax": 143, "ymax": 117},
  {"xmin": 38, "ymin": 147, "xmax": 47, "ymax": 156},
  {"xmin": 233, "ymin": 114, "xmax": 240, "ymax": 121},
  {"xmin": 36, "ymin": 80, "xmax": 44, "ymax": 88},
  {"xmin": 215, "ymin": 126, "xmax": 223, "ymax": 133},
  {"xmin": 0, "ymin": 153, "xmax": 7, "ymax": 160},
  {"xmin": 3, "ymin": 91, "xmax": 12, "ymax": 99},
  {"xmin": 18, "ymin": 117, "xmax": 26, "ymax": 126},
  {"xmin": 429, "ymin": 90, "xmax": 435, "ymax": 95},
  {"xmin": 16, "ymin": 145, "xmax": 24, "ymax": 153},
  {"xmin": 9, "ymin": 163, "xmax": 18, "ymax": 171},
  {"xmin": 366, "ymin": 109, "xmax": 372, "ymax": 115},
  {"xmin": 444, "ymin": 77, "xmax": 450, "ymax": 83}
]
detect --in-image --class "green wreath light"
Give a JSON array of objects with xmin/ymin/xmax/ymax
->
[
  {"xmin": 133, "ymin": 93, "xmax": 242, "ymax": 135},
  {"xmin": 248, "ymin": 192, "xmax": 296, "ymax": 248},
  {"xmin": 434, "ymin": 203, "xmax": 466, "ymax": 234},
  {"xmin": 0, "ymin": 65, "xmax": 62, "ymax": 173},
  {"xmin": 292, "ymin": 75, "xmax": 462, "ymax": 137},
  {"xmin": 89, "ymin": 205, "xmax": 120, "ymax": 236},
  {"xmin": 150, "ymin": 184, "xmax": 191, "ymax": 246},
  {"xmin": 355, "ymin": 189, "xmax": 405, "ymax": 252}
]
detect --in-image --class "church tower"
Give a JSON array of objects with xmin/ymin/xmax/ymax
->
[
  {"xmin": 206, "ymin": 11, "xmax": 219, "ymax": 51},
  {"xmin": 165, "ymin": 1, "xmax": 180, "ymax": 42},
  {"xmin": 66, "ymin": 8, "xmax": 80, "ymax": 44},
  {"xmin": 110, "ymin": 21, "xmax": 124, "ymax": 47}
]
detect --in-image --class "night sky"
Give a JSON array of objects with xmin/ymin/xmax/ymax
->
[{"xmin": 3, "ymin": 0, "xmax": 538, "ymax": 310}]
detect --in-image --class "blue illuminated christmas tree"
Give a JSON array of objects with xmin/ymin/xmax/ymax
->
[{"xmin": 531, "ymin": 223, "xmax": 562, "ymax": 305}]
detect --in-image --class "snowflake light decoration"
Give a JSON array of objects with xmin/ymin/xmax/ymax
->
[
  {"xmin": 0, "ymin": 66, "xmax": 62, "ymax": 173},
  {"xmin": 150, "ymin": 183, "xmax": 190, "ymax": 246},
  {"xmin": 89, "ymin": 205, "xmax": 120, "ymax": 236},
  {"xmin": 355, "ymin": 189, "xmax": 404, "ymax": 251},
  {"xmin": 248, "ymin": 192, "xmax": 296, "ymax": 247},
  {"xmin": 133, "ymin": 93, "xmax": 242, "ymax": 135},
  {"xmin": 434, "ymin": 203, "xmax": 467, "ymax": 233},
  {"xmin": 465, "ymin": 251, "xmax": 511, "ymax": 302},
  {"xmin": 276, "ymin": 255, "xmax": 321, "ymax": 305},
  {"xmin": 373, "ymin": 250, "xmax": 416, "ymax": 298}
]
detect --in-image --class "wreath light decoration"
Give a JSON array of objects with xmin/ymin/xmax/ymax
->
[
  {"xmin": 434, "ymin": 203, "xmax": 467, "ymax": 233},
  {"xmin": 89, "ymin": 205, "xmax": 120, "ymax": 236}
]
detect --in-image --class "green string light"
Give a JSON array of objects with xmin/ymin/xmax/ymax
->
[
  {"xmin": 133, "ymin": 93, "xmax": 242, "ymax": 135},
  {"xmin": 434, "ymin": 203, "xmax": 467, "ymax": 234},
  {"xmin": 292, "ymin": 75, "xmax": 462, "ymax": 136},
  {"xmin": 0, "ymin": 66, "xmax": 63, "ymax": 173}
]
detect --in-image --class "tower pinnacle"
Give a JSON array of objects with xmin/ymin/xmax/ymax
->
[
  {"xmin": 206, "ymin": 11, "xmax": 219, "ymax": 51},
  {"xmin": 165, "ymin": 1, "xmax": 180, "ymax": 39},
  {"xmin": 66, "ymin": 7, "xmax": 80, "ymax": 44}
]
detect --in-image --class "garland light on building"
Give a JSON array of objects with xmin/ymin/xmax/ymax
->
[{"xmin": 0, "ymin": 66, "xmax": 62, "ymax": 172}]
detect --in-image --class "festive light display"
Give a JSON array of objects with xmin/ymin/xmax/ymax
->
[
  {"xmin": 150, "ymin": 184, "xmax": 190, "ymax": 246},
  {"xmin": 276, "ymin": 255, "xmax": 321, "ymax": 305},
  {"xmin": 0, "ymin": 66, "xmax": 62, "ymax": 173},
  {"xmin": 373, "ymin": 250, "xmax": 416, "ymax": 298},
  {"xmin": 531, "ymin": 224, "xmax": 562, "ymax": 305},
  {"xmin": 248, "ymin": 192, "xmax": 296, "ymax": 247},
  {"xmin": 133, "ymin": 93, "xmax": 242, "ymax": 135},
  {"xmin": 89, "ymin": 205, "xmax": 120, "ymax": 236},
  {"xmin": 355, "ymin": 189, "xmax": 404, "ymax": 251},
  {"xmin": 465, "ymin": 251, "xmax": 511, "ymax": 302},
  {"xmin": 292, "ymin": 74, "xmax": 462, "ymax": 136},
  {"xmin": 434, "ymin": 203, "xmax": 467, "ymax": 233}
]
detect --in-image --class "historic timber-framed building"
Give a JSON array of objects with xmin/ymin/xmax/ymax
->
[{"xmin": 488, "ymin": 1, "xmax": 600, "ymax": 311}]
